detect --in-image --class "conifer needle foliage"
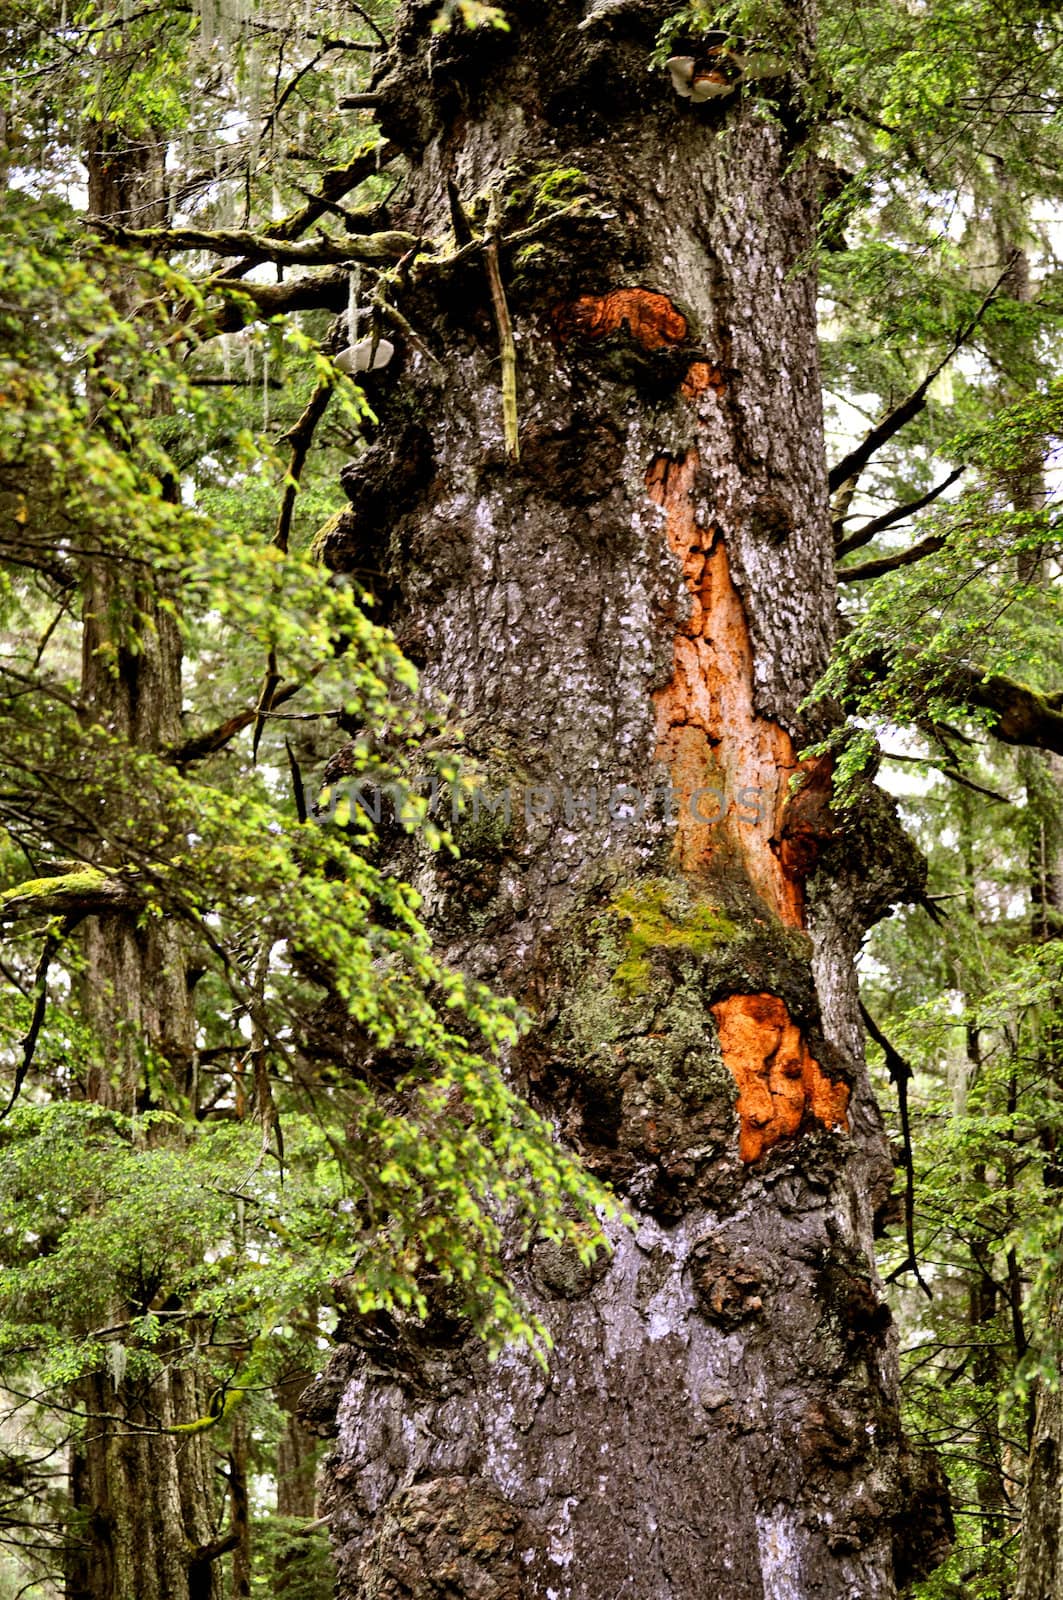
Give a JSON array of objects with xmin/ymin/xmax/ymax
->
[{"xmin": 0, "ymin": 175, "xmax": 614, "ymax": 1590}]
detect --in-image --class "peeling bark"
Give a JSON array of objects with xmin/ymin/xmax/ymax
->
[{"xmin": 308, "ymin": 0, "xmax": 945, "ymax": 1593}]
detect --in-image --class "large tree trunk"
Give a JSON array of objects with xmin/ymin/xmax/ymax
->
[{"xmin": 305, "ymin": 2, "xmax": 950, "ymax": 1594}]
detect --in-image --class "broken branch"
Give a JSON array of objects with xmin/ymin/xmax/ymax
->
[
  {"xmin": 484, "ymin": 192, "xmax": 519, "ymax": 462},
  {"xmin": 837, "ymin": 531, "xmax": 947, "ymax": 582}
]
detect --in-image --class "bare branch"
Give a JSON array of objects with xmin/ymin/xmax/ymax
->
[
  {"xmin": 835, "ymin": 466, "xmax": 965, "ymax": 555},
  {"xmin": 95, "ymin": 221, "xmax": 420, "ymax": 269},
  {"xmin": 252, "ymin": 387, "xmax": 334, "ymax": 758},
  {"xmin": 881, "ymin": 750, "xmax": 1013, "ymax": 804},
  {"xmin": 165, "ymin": 681, "xmax": 301, "ymax": 766},
  {"xmin": 837, "ymin": 531, "xmax": 946, "ymax": 582},
  {"xmin": 262, "ymin": 142, "xmax": 398, "ymax": 242},
  {"xmin": 189, "ymin": 1531, "xmax": 241, "ymax": 1567},
  {"xmin": 860, "ymin": 1000, "xmax": 932, "ymax": 1300},
  {"xmin": 828, "ymin": 256, "xmax": 1019, "ymax": 495},
  {"xmin": 207, "ymin": 270, "xmax": 351, "ymax": 332},
  {"xmin": 0, "ymin": 918, "xmax": 78, "ymax": 1120}
]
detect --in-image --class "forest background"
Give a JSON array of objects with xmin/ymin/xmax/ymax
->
[{"xmin": 1, "ymin": 0, "xmax": 1063, "ymax": 1596}]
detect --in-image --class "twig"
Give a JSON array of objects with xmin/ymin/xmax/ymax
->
[
  {"xmin": 343, "ymin": 1, "xmax": 389, "ymax": 45},
  {"xmin": 880, "ymin": 751, "xmax": 1012, "ymax": 804},
  {"xmin": 484, "ymin": 192, "xmax": 519, "ymax": 462},
  {"xmin": 285, "ymin": 739, "xmax": 308, "ymax": 825},
  {"xmin": 860, "ymin": 1000, "xmax": 932, "ymax": 1299},
  {"xmin": 165, "ymin": 681, "xmax": 301, "ymax": 766},
  {"xmin": 435, "ymin": 198, "xmax": 588, "ymax": 274}
]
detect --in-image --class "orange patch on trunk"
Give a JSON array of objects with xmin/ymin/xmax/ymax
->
[
  {"xmin": 552, "ymin": 290, "xmax": 724, "ymax": 400},
  {"xmin": 711, "ymin": 993, "xmax": 849, "ymax": 1162},
  {"xmin": 680, "ymin": 360, "xmax": 726, "ymax": 400},
  {"xmin": 553, "ymin": 289, "xmax": 688, "ymax": 350},
  {"xmin": 648, "ymin": 451, "xmax": 805, "ymax": 927}
]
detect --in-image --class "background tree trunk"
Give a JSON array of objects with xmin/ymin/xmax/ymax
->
[
  {"xmin": 277, "ymin": 1370, "xmax": 319, "ymax": 1522},
  {"xmin": 1018, "ymin": 1285, "xmax": 1063, "ymax": 1600},
  {"xmin": 1016, "ymin": 752, "xmax": 1063, "ymax": 1600},
  {"xmin": 1005, "ymin": 222, "xmax": 1063, "ymax": 1590},
  {"xmin": 227, "ymin": 1416, "xmax": 252, "ymax": 1600},
  {"xmin": 65, "ymin": 135, "xmax": 223, "ymax": 1600},
  {"xmin": 304, "ymin": 1, "xmax": 950, "ymax": 1594}
]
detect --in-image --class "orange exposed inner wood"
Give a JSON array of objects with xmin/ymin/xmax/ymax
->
[
  {"xmin": 680, "ymin": 360, "xmax": 726, "ymax": 400},
  {"xmin": 552, "ymin": 290, "xmax": 725, "ymax": 400},
  {"xmin": 553, "ymin": 289, "xmax": 688, "ymax": 350},
  {"xmin": 648, "ymin": 451, "xmax": 805, "ymax": 927},
  {"xmin": 711, "ymin": 993, "xmax": 849, "ymax": 1162}
]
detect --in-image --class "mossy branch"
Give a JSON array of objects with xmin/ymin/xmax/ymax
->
[
  {"xmin": 195, "ymin": 199, "xmax": 591, "ymax": 335},
  {"xmin": 0, "ymin": 868, "xmax": 143, "ymax": 920},
  {"xmin": 170, "ymin": 1385, "xmax": 245, "ymax": 1434},
  {"xmin": 93, "ymin": 221, "xmax": 422, "ymax": 269},
  {"xmin": 953, "ymin": 669, "xmax": 1063, "ymax": 755}
]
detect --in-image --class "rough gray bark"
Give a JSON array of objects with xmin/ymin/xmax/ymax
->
[{"xmin": 304, "ymin": 1, "xmax": 949, "ymax": 1594}]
